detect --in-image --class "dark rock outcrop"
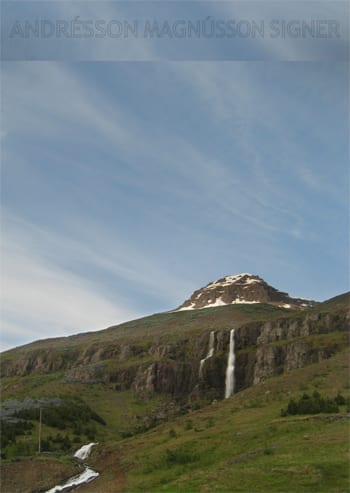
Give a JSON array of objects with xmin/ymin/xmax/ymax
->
[
  {"xmin": 132, "ymin": 361, "xmax": 195, "ymax": 399},
  {"xmin": 1, "ymin": 300, "xmax": 349, "ymax": 405}
]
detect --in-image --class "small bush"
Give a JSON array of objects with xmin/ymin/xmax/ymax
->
[
  {"xmin": 184, "ymin": 420, "xmax": 193, "ymax": 431},
  {"xmin": 168, "ymin": 428, "xmax": 177, "ymax": 438},
  {"xmin": 164, "ymin": 446, "xmax": 199, "ymax": 466},
  {"xmin": 0, "ymin": 420, "xmax": 33, "ymax": 449},
  {"xmin": 5, "ymin": 439, "xmax": 37, "ymax": 459},
  {"xmin": 334, "ymin": 392, "xmax": 346, "ymax": 405},
  {"xmin": 281, "ymin": 392, "xmax": 341, "ymax": 416},
  {"xmin": 263, "ymin": 446, "xmax": 273, "ymax": 455}
]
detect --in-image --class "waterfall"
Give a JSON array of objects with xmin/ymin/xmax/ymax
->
[
  {"xmin": 199, "ymin": 331, "xmax": 215, "ymax": 377},
  {"xmin": 73, "ymin": 442, "xmax": 98, "ymax": 461},
  {"xmin": 46, "ymin": 468, "xmax": 99, "ymax": 493},
  {"xmin": 225, "ymin": 329, "xmax": 235, "ymax": 398},
  {"xmin": 46, "ymin": 443, "xmax": 99, "ymax": 492}
]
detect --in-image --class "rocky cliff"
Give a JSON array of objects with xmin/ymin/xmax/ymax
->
[{"xmin": 2, "ymin": 293, "xmax": 349, "ymax": 405}]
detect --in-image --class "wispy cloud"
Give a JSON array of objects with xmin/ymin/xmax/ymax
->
[
  {"xmin": 1, "ymin": 43, "xmax": 348, "ymax": 350},
  {"xmin": 1, "ymin": 238, "xmax": 136, "ymax": 351},
  {"xmin": 2, "ymin": 61, "xmax": 308, "ymax": 241},
  {"xmin": 170, "ymin": 61, "xmax": 348, "ymax": 206},
  {"xmin": 1, "ymin": 210, "xmax": 197, "ymax": 331}
]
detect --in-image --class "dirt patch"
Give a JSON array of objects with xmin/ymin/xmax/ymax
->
[
  {"xmin": 1, "ymin": 448, "xmax": 128, "ymax": 493},
  {"xmin": 78, "ymin": 449, "xmax": 128, "ymax": 493},
  {"xmin": 1, "ymin": 456, "xmax": 80, "ymax": 493}
]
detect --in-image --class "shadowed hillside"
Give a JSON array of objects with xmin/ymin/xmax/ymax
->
[{"xmin": 1, "ymin": 292, "xmax": 349, "ymax": 492}]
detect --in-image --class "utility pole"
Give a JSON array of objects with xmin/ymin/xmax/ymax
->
[{"xmin": 38, "ymin": 408, "xmax": 42, "ymax": 454}]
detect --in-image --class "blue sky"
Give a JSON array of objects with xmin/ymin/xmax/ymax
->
[{"xmin": 1, "ymin": 2, "xmax": 349, "ymax": 350}]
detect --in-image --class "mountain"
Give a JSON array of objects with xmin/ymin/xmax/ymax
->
[
  {"xmin": 176, "ymin": 273, "xmax": 317, "ymax": 311},
  {"xmin": 1, "ymin": 281, "xmax": 349, "ymax": 493}
]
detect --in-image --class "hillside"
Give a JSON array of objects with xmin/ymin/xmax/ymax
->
[
  {"xmin": 0, "ymin": 288, "xmax": 349, "ymax": 492},
  {"xmin": 92, "ymin": 349, "xmax": 350, "ymax": 493},
  {"xmin": 2, "ymin": 349, "xmax": 349, "ymax": 492}
]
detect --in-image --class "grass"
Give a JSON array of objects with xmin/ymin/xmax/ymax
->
[
  {"xmin": 1, "ymin": 302, "xmax": 297, "ymax": 364},
  {"xmin": 1, "ymin": 350, "xmax": 349, "ymax": 492},
  {"xmin": 1, "ymin": 293, "xmax": 349, "ymax": 491},
  {"xmin": 2, "ymin": 293, "xmax": 348, "ymax": 365},
  {"xmin": 2, "ymin": 294, "xmax": 348, "ymax": 383},
  {"xmin": 109, "ymin": 349, "xmax": 350, "ymax": 493},
  {"xmin": 1, "ymin": 383, "xmax": 167, "ymax": 447}
]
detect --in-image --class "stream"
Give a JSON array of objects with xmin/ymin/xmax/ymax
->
[{"xmin": 46, "ymin": 443, "xmax": 99, "ymax": 493}]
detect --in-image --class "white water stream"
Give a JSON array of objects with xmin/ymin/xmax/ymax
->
[
  {"xmin": 46, "ymin": 443, "xmax": 99, "ymax": 493},
  {"xmin": 199, "ymin": 331, "xmax": 215, "ymax": 377},
  {"xmin": 73, "ymin": 442, "xmax": 98, "ymax": 461},
  {"xmin": 224, "ymin": 329, "xmax": 235, "ymax": 398}
]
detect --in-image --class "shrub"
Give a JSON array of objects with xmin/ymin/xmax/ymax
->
[
  {"xmin": 184, "ymin": 420, "xmax": 193, "ymax": 430},
  {"xmin": 5, "ymin": 439, "xmax": 36, "ymax": 459},
  {"xmin": 281, "ymin": 392, "xmax": 341, "ymax": 417},
  {"xmin": 168, "ymin": 428, "xmax": 177, "ymax": 438},
  {"xmin": 164, "ymin": 446, "xmax": 199, "ymax": 466},
  {"xmin": 13, "ymin": 399, "xmax": 106, "ymax": 431},
  {"xmin": 334, "ymin": 392, "xmax": 346, "ymax": 405},
  {"xmin": 263, "ymin": 446, "xmax": 273, "ymax": 455},
  {"xmin": 0, "ymin": 420, "xmax": 34, "ymax": 449}
]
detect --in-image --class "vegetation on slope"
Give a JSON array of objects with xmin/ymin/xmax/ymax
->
[
  {"xmin": 1, "ymin": 348, "xmax": 349, "ymax": 492},
  {"xmin": 0, "ymin": 302, "xmax": 299, "ymax": 369},
  {"xmin": 102, "ymin": 349, "xmax": 349, "ymax": 493},
  {"xmin": 0, "ymin": 293, "xmax": 349, "ymax": 492},
  {"xmin": 1, "ymin": 397, "xmax": 106, "ymax": 459}
]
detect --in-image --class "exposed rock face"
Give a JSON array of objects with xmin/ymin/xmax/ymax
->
[
  {"xmin": 1, "ymin": 348, "xmax": 80, "ymax": 377},
  {"xmin": 1, "ymin": 298, "xmax": 348, "ymax": 405},
  {"xmin": 132, "ymin": 361, "xmax": 195, "ymax": 399},
  {"xmin": 125, "ymin": 310, "xmax": 348, "ymax": 399},
  {"xmin": 176, "ymin": 273, "xmax": 317, "ymax": 311}
]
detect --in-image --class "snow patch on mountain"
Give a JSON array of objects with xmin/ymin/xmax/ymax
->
[{"xmin": 176, "ymin": 273, "xmax": 317, "ymax": 312}]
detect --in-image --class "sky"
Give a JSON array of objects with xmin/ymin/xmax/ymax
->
[{"xmin": 1, "ymin": 1, "xmax": 349, "ymax": 351}]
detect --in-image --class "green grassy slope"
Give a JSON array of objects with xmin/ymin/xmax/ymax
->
[
  {"xmin": 1, "ymin": 294, "xmax": 349, "ymax": 449},
  {"xmin": 312, "ymin": 292, "xmax": 350, "ymax": 312},
  {"xmin": 85, "ymin": 348, "xmax": 350, "ymax": 493},
  {"xmin": 1, "ymin": 303, "xmax": 299, "ymax": 362},
  {"xmin": 2, "ymin": 293, "xmax": 348, "ymax": 366},
  {"xmin": 1, "ymin": 293, "xmax": 349, "ymax": 492},
  {"xmin": 2, "ymin": 348, "xmax": 348, "ymax": 493}
]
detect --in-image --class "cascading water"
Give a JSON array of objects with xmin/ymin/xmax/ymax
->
[
  {"xmin": 199, "ymin": 331, "xmax": 215, "ymax": 377},
  {"xmin": 73, "ymin": 442, "xmax": 98, "ymax": 461},
  {"xmin": 45, "ymin": 443, "xmax": 99, "ymax": 493},
  {"xmin": 225, "ymin": 329, "xmax": 235, "ymax": 398}
]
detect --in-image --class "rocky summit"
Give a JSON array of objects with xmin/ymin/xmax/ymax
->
[{"xmin": 176, "ymin": 273, "xmax": 317, "ymax": 311}]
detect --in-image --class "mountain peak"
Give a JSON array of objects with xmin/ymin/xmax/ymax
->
[
  {"xmin": 206, "ymin": 273, "xmax": 262, "ymax": 287},
  {"xmin": 176, "ymin": 273, "xmax": 316, "ymax": 311}
]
